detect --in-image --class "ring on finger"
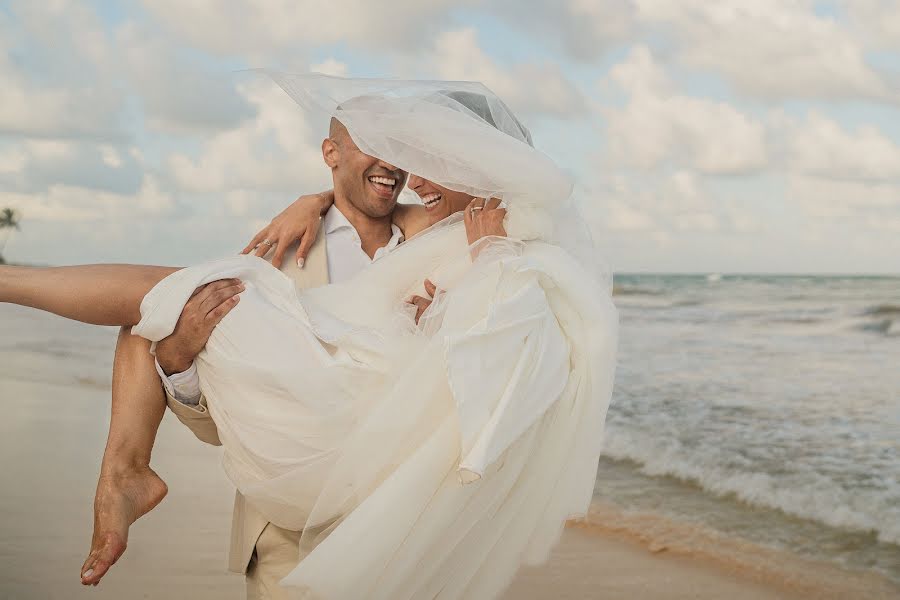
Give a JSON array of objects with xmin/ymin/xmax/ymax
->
[{"xmin": 261, "ymin": 239, "xmax": 274, "ymax": 247}]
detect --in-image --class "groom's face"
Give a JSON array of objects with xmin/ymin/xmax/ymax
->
[{"xmin": 323, "ymin": 119, "xmax": 407, "ymax": 218}]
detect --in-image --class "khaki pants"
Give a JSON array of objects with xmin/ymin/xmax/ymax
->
[{"xmin": 245, "ymin": 523, "xmax": 305, "ymax": 600}]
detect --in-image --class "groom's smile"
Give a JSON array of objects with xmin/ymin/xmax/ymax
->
[
  {"xmin": 323, "ymin": 118, "xmax": 407, "ymax": 218},
  {"xmin": 367, "ymin": 172, "xmax": 399, "ymax": 199}
]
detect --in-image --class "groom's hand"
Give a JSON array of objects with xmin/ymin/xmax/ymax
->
[{"xmin": 156, "ymin": 279, "xmax": 245, "ymax": 375}]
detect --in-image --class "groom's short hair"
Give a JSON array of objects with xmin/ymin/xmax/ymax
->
[{"xmin": 328, "ymin": 117, "xmax": 348, "ymax": 142}]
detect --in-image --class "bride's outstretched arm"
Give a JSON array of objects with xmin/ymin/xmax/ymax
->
[{"xmin": 0, "ymin": 264, "xmax": 180, "ymax": 326}]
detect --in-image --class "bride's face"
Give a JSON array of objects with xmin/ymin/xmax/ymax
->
[{"xmin": 407, "ymin": 175, "xmax": 472, "ymax": 222}]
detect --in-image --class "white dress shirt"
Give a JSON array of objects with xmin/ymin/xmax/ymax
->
[{"xmin": 156, "ymin": 204, "xmax": 403, "ymax": 404}]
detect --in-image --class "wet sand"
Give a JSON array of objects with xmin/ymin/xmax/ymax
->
[{"xmin": 2, "ymin": 375, "xmax": 898, "ymax": 599}]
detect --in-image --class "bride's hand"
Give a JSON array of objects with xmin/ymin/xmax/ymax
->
[
  {"xmin": 464, "ymin": 197, "xmax": 506, "ymax": 246},
  {"xmin": 407, "ymin": 279, "xmax": 440, "ymax": 325},
  {"xmin": 242, "ymin": 190, "xmax": 335, "ymax": 268}
]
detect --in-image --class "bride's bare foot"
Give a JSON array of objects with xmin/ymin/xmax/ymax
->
[{"xmin": 80, "ymin": 466, "xmax": 168, "ymax": 586}]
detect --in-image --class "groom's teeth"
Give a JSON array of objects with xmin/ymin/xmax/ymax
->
[{"xmin": 369, "ymin": 176, "xmax": 396, "ymax": 186}]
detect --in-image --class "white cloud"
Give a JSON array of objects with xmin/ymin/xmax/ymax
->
[
  {"xmin": 311, "ymin": 59, "xmax": 349, "ymax": 78},
  {"xmin": 843, "ymin": 0, "xmax": 900, "ymax": 51},
  {"xmin": 429, "ymin": 28, "xmax": 588, "ymax": 117},
  {"xmin": 636, "ymin": 0, "xmax": 891, "ymax": 101},
  {"xmin": 4, "ymin": 175, "xmax": 174, "ymax": 223},
  {"xmin": 780, "ymin": 111, "xmax": 900, "ymax": 180},
  {"xmin": 585, "ymin": 169, "xmax": 754, "ymax": 236},
  {"xmin": 604, "ymin": 200, "xmax": 656, "ymax": 232},
  {"xmin": 139, "ymin": 0, "xmax": 467, "ymax": 58},
  {"xmin": 114, "ymin": 22, "xmax": 256, "ymax": 135},
  {"xmin": 491, "ymin": 0, "xmax": 637, "ymax": 61},
  {"xmin": 788, "ymin": 175, "xmax": 900, "ymax": 219},
  {"xmin": 168, "ymin": 79, "xmax": 329, "ymax": 194},
  {"xmin": 0, "ymin": 137, "xmax": 145, "ymax": 196},
  {"xmin": 0, "ymin": 2, "xmax": 128, "ymax": 140},
  {"xmin": 603, "ymin": 46, "xmax": 768, "ymax": 174},
  {"xmin": 100, "ymin": 146, "xmax": 123, "ymax": 168}
]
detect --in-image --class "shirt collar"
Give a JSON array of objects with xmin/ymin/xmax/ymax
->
[
  {"xmin": 324, "ymin": 204, "xmax": 354, "ymax": 234},
  {"xmin": 325, "ymin": 205, "xmax": 404, "ymax": 250}
]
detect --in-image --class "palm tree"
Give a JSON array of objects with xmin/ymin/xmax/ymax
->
[{"xmin": 0, "ymin": 208, "xmax": 21, "ymax": 265}]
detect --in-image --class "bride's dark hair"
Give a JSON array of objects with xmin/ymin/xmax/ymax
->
[
  {"xmin": 434, "ymin": 90, "xmax": 534, "ymax": 148},
  {"xmin": 333, "ymin": 89, "xmax": 534, "ymax": 149}
]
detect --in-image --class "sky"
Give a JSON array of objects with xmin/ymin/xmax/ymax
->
[{"xmin": 1, "ymin": 0, "xmax": 899, "ymax": 273}]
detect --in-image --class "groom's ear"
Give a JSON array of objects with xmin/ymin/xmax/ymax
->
[{"xmin": 322, "ymin": 137, "xmax": 339, "ymax": 169}]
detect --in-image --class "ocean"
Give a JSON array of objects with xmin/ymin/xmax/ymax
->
[
  {"xmin": 594, "ymin": 274, "xmax": 900, "ymax": 584},
  {"xmin": 1, "ymin": 273, "xmax": 898, "ymax": 593}
]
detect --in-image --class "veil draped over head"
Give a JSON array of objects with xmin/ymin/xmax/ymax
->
[
  {"xmin": 265, "ymin": 71, "xmax": 609, "ymax": 288},
  {"xmin": 266, "ymin": 72, "xmax": 558, "ymax": 201},
  {"xmin": 133, "ymin": 73, "xmax": 617, "ymax": 599}
]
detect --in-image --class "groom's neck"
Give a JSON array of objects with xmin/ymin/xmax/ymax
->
[{"xmin": 332, "ymin": 193, "xmax": 394, "ymax": 259}]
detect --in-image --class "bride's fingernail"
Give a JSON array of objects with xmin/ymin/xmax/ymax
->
[
  {"xmin": 83, "ymin": 569, "xmax": 94, "ymax": 578},
  {"xmin": 297, "ymin": 258, "xmax": 305, "ymax": 269}
]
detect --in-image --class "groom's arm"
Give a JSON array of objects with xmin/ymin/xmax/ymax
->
[
  {"xmin": 156, "ymin": 361, "xmax": 220, "ymax": 446},
  {"xmin": 161, "ymin": 386, "xmax": 221, "ymax": 446},
  {"xmin": 154, "ymin": 279, "xmax": 245, "ymax": 446}
]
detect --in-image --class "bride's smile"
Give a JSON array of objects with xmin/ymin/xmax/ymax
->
[{"xmin": 407, "ymin": 174, "xmax": 472, "ymax": 222}]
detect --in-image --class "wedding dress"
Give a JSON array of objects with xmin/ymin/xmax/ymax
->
[{"xmin": 133, "ymin": 75, "xmax": 618, "ymax": 600}]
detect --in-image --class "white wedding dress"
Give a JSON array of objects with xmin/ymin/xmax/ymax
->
[{"xmin": 134, "ymin": 74, "xmax": 619, "ymax": 599}]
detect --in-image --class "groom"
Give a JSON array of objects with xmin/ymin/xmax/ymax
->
[{"xmin": 89, "ymin": 118, "xmax": 408, "ymax": 599}]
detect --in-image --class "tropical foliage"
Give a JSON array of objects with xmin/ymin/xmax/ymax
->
[{"xmin": 0, "ymin": 208, "xmax": 21, "ymax": 264}]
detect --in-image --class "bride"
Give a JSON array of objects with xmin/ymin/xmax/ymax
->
[{"xmin": 0, "ymin": 75, "xmax": 617, "ymax": 599}]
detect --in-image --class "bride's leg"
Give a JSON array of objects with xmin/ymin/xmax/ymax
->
[
  {"xmin": 0, "ymin": 264, "xmax": 179, "ymax": 326},
  {"xmin": 81, "ymin": 327, "xmax": 169, "ymax": 586}
]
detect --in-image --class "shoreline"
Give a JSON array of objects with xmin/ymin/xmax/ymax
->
[{"xmin": 538, "ymin": 503, "xmax": 900, "ymax": 600}]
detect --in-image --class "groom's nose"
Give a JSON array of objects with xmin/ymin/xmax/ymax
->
[
  {"xmin": 374, "ymin": 159, "xmax": 407, "ymax": 183},
  {"xmin": 376, "ymin": 158, "xmax": 401, "ymax": 172}
]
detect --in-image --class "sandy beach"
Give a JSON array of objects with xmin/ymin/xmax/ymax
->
[{"xmin": 2, "ymin": 364, "xmax": 898, "ymax": 599}]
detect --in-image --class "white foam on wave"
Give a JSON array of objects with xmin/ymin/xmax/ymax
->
[
  {"xmin": 600, "ymin": 430, "xmax": 900, "ymax": 546},
  {"xmin": 886, "ymin": 319, "xmax": 900, "ymax": 337}
]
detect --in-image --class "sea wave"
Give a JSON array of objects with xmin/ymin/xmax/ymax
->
[
  {"xmin": 612, "ymin": 285, "xmax": 665, "ymax": 297},
  {"xmin": 863, "ymin": 304, "xmax": 900, "ymax": 317},
  {"xmin": 857, "ymin": 305, "xmax": 900, "ymax": 336},
  {"xmin": 599, "ymin": 431, "xmax": 900, "ymax": 547},
  {"xmin": 856, "ymin": 318, "xmax": 900, "ymax": 336},
  {"xmin": 574, "ymin": 503, "xmax": 900, "ymax": 595}
]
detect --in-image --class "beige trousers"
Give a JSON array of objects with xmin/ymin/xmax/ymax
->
[{"xmin": 245, "ymin": 523, "xmax": 306, "ymax": 600}]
